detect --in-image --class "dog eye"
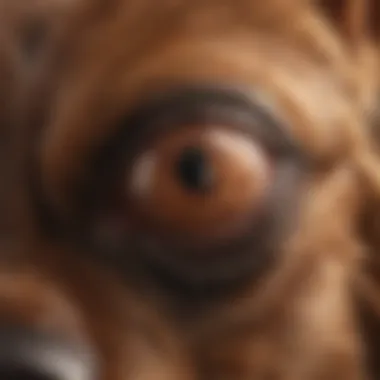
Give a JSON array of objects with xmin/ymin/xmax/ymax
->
[
  {"xmin": 38, "ymin": 85, "xmax": 306, "ymax": 285},
  {"xmin": 126, "ymin": 125, "xmax": 273, "ymax": 241},
  {"xmin": 86, "ymin": 86, "xmax": 298, "ymax": 245}
]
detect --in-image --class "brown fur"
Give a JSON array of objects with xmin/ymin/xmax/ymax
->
[{"xmin": 2, "ymin": 0, "xmax": 380, "ymax": 379}]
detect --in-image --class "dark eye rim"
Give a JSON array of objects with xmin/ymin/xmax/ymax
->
[
  {"xmin": 78, "ymin": 85, "xmax": 309, "ymax": 246},
  {"xmin": 29, "ymin": 84, "xmax": 309, "ymax": 288},
  {"xmin": 31, "ymin": 84, "xmax": 310, "ymax": 235},
  {"xmin": 83, "ymin": 153, "xmax": 306, "ymax": 289},
  {"xmin": 76, "ymin": 84, "xmax": 309, "ymax": 210},
  {"xmin": 95, "ymin": 83, "xmax": 306, "ymax": 168}
]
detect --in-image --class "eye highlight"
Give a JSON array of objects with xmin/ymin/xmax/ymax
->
[{"xmin": 128, "ymin": 126, "xmax": 273, "ymax": 241}]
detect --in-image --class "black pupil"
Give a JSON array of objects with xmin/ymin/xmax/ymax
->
[{"xmin": 175, "ymin": 147, "xmax": 214, "ymax": 193}]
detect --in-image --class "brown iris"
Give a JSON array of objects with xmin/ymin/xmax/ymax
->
[{"xmin": 127, "ymin": 126, "xmax": 272, "ymax": 240}]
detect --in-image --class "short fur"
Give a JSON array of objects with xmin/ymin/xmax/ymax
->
[{"xmin": 2, "ymin": 0, "xmax": 380, "ymax": 379}]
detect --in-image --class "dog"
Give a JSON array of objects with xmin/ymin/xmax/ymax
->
[{"xmin": 1, "ymin": 0, "xmax": 380, "ymax": 379}]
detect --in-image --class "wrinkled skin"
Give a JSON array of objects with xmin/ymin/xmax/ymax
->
[{"xmin": 1, "ymin": 0, "xmax": 380, "ymax": 379}]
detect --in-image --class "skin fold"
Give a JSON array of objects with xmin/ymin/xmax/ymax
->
[{"xmin": 1, "ymin": 0, "xmax": 380, "ymax": 379}]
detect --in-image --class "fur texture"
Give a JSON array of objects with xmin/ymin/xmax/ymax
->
[{"xmin": 1, "ymin": 0, "xmax": 380, "ymax": 379}]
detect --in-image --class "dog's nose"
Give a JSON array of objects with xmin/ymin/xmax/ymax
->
[{"xmin": 0, "ymin": 326, "xmax": 96, "ymax": 380}]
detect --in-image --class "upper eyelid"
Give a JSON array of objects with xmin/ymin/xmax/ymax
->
[{"xmin": 104, "ymin": 84, "xmax": 304, "ymax": 158}]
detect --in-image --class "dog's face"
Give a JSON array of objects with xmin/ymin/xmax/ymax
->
[
  {"xmin": 36, "ymin": 0, "xmax": 377, "ymax": 285},
  {"xmin": 2, "ymin": 0, "xmax": 380, "ymax": 379}
]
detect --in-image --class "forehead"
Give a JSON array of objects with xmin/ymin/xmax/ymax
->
[
  {"xmin": 71, "ymin": 0, "xmax": 347, "ymax": 61},
  {"xmin": 60, "ymin": 0, "xmax": 351, "ymax": 101}
]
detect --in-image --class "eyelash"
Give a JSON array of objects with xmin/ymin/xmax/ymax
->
[{"xmin": 94, "ymin": 85, "xmax": 304, "ymax": 167}]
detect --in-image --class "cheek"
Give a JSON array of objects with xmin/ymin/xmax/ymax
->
[
  {"xmin": 0, "ymin": 268, "xmax": 97, "ymax": 380},
  {"xmin": 0, "ymin": 269, "xmax": 88, "ymax": 340},
  {"xmin": 0, "ymin": 260, "xmax": 192, "ymax": 380}
]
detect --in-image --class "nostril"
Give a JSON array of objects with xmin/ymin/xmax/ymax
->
[
  {"xmin": 0, "ymin": 367, "xmax": 57, "ymax": 380},
  {"xmin": 0, "ymin": 326, "xmax": 97, "ymax": 380}
]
